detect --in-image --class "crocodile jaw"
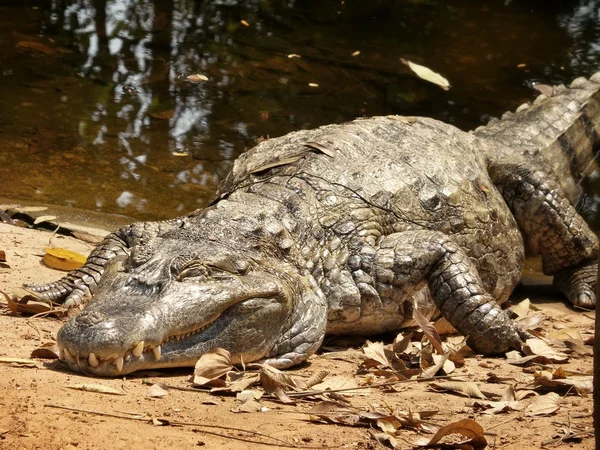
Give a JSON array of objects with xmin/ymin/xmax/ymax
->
[{"xmin": 56, "ymin": 274, "xmax": 291, "ymax": 376}]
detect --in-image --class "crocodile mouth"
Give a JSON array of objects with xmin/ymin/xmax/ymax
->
[{"xmin": 58, "ymin": 319, "xmax": 218, "ymax": 375}]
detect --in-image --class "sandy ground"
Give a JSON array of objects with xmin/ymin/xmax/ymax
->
[{"xmin": 0, "ymin": 222, "xmax": 595, "ymax": 450}]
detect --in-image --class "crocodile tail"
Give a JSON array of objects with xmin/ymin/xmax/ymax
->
[{"xmin": 473, "ymin": 73, "xmax": 600, "ymax": 205}]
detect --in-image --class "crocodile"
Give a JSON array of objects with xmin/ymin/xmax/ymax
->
[{"xmin": 27, "ymin": 74, "xmax": 600, "ymax": 377}]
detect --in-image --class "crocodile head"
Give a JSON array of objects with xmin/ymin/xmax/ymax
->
[{"xmin": 56, "ymin": 238, "xmax": 327, "ymax": 376}]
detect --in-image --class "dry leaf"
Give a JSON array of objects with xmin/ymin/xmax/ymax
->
[
  {"xmin": 525, "ymin": 392, "xmax": 560, "ymax": 416},
  {"xmin": 44, "ymin": 248, "xmax": 87, "ymax": 271},
  {"xmin": 414, "ymin": 418, "xmax": 486, "ymax": 449},
  {"xmin": 0, "ymin": 357, "xmax": 39, "ymax": 367},
  {"xmin": 400, "ymin": 58, "xmax": 450, "ymax": 91},
  {"xmin": 31, "ymin": 342, "xmax": 60, "ymax": 359},
  {"xmin": 564, "ymin": 340, "xmax": 592, "ymax": 356},
  {"xmin": 231, "ymin": 398, "xmax": 263, "ymax": 413},
  {"xmin": 240, "ymin": 20, "xmax": 250, "ymax": 27},
  {"xmin": 428, "ymin": 381, "xmax": 487, "ymax": 399},
  {"xmin": 523, "ymin": 338, "xmax": 568, "ymax": 363},
  {"xmin": 532, "ymin": 372, "xmax": 593, "ymax": 394},
  {"xmin": 532, "ymin": 83, "xmax": 554, "ymax": 97},
  {"xmin": 67, "ymin": 384, "xmax": 124, "ymax": 395},
  {"xmin": 362, "ymin": 340, "xmax": 392, "ymax": 367},
  {"xmin": 192, "ymin": 348, "xmax": 233, "ymax": 386},
  {"xmin": 2, "ymin": 289, "xmax": 62, "ymax": 316},
  {"xmin": 547, "ymin": 328, "xmax": 583, "ymax": 341},
  {"xmin": 259, "ymin": 365, "xmax": 295, "ymax": 404},
  {"xmin": 186, "ymin": 74, "xmax": 209, "ymax": 82},
  {"xmin": 33, "ymin": 215, "xmax": 57, "ymax": 225},
  {"xmin": 294, "ymin": 370, "xmax": 329, "ymax": 390},
  {"xmin": 146, "ymin": 384, "xmax": 169, "ymax": 398},
  {"xmin": 472, "ymin": 399, "xmax": 524, "ymax": 415},
  {"xmin": 413, "ymin": 308, "xmax": 444, "ymax": 354},
  {"xmin": 511, "ymin": 298, "xmax": 530, "ymax": 319},
  {"xmin": 433, "ymin": 317, "xmax": 456, "ymax": 335}
]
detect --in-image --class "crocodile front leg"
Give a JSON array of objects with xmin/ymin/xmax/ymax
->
[
  {"xmin": 489, "ymin": 162, "xmax": 598, "ymax": 307},
  {"xmin": 366, "ymin": 230, "xmax": 528, "ymax": 354},
  {"xmin": 25, "ymin": 218, "xmax": 184, "ymax": 306}
]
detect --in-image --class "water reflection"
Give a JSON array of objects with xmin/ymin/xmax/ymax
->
[{"xmin": 0, "ymin": 1, "xmax": 599, "ymax": 220}]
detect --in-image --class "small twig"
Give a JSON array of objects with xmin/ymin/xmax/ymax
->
[
  {"xmin": 486, "ymin": 415, "xmax": 522, "ymax": 430},
  {"xmin": 540, "ymin": 430, "xmax": 592, "ymax": 447},
  {"xmin": 141, "ymin": 380, "xmax": 201, "ymax": 392},
  {"xmin": 44, "ymin": 403, "xmax": 331, "ymax": 449}
]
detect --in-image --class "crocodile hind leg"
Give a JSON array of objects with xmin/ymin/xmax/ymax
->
[
  {"xmin": 489, "ymin": 162, "xmax": 598, "ymax": 307},
  {"xmin": 25, "ymin": 218, "xmax": 184, "ymax": 306},
  {"xmin": 364, "ymin": 230, "xmax": 528, "ymax": 354}
]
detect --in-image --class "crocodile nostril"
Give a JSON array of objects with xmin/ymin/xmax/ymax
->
[{"xmin": 75, "ymin": 310, "xmax": 107, "ymax": 326}]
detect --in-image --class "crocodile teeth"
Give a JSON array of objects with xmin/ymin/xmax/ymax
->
[
  {"xmin": 152, "ymin": 346, "xmax": 162, "ymax": 361},
  {"xmin": 64, "ymin": 348, "xmax": 75, "ymax": 364},
  {"xmin": 132, "ymin": 341, "xmax": 144, "ymax": 357},
  {"xmin": 114, "ymin": 356, "xmax": 124, "ymax": 373},
  {"xmin": 88, "ymin": 352, "xmax": 99, "ymax": 368}
]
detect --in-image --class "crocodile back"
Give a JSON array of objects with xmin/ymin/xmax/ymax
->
[{"xmin": 473, "ymin": 75, "xmax": 600, "ymax": 206}]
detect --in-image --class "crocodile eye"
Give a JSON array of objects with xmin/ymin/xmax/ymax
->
[{"xmin": 176, "ymin": 263, "xmax": 209, "ymax": 281}]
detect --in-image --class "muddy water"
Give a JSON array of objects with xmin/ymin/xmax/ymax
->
[{"xmin": 1, "ymin": 0, "xmax": 599, "ymax": 222}]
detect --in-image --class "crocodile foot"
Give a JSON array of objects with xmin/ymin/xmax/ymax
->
[{"xmin": 553, "ymin": 262, "xmax": 597, "ymax": 308}]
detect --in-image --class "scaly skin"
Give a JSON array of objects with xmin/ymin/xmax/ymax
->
[{"xmin": 26, "ymin": 75, "xmax": 600, "ymax": 376}]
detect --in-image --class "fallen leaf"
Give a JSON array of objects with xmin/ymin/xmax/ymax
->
[
  {"xmin": 532, "ymin": 372, "xmax": 593, "ymax": 395},
  {"xmin": 67, "ymin": 384, "xmax": 124, "ymax": 395},
  {"xmin": 231, "ymin": 398, "xmax": 262, "ymax": 413},
  {"xmin": 532, "ymin": 83, "xmax": 554, "ymax": 97},
  {"xmin": 400, "ymin": 58, "xmax": 450, "ymax": 90},
  {"xmin": 0, "ymin": 357, "xmax": 39, "ymax": 368},
  {"xmin": 240, "ymin": 20, "xmax": 250, "ymax": 27},
  {"xmin": 472, "ymin": 399, "xmax": 524, "ymax": 415},
  {"xmin": 362, "ymin": 340, "xmax": 392, "ymax": 368},
  {"xmin": 294, "ymin": 370, "xmax": 329, "ymax": 390},
  {"xmin": 44, "ymin": 248, "xmax": 87, "ymax": 271},
  {"xmin": 564, "ymin": 340, "xmax": 592, "ymax": 356},
  {"xmin": 33, "ymin": 215, "xmax": 57, "ymax": 225},
  {"xmin": 413, "ymin": 308, "xmax": 444, "ymax": 354},
  {"xmin": 414, "ymin": 418, "xmax": 486, "ymax": 449},
  {"xmin": 433, "ymin": 317, "xmax": 456, "ymax": 335},
  {"xmin": 192, "ymin": 348, "xmax": 233, "ymax": 386},
  {"xmin": 31, "ymin": 342, "xmax": 60, "ymax": 359},
  {"xmin": 259, "ymin": 365, "xmax": 295, "ymax": 404},
  {"xmin": 525, "ymin": 392, "xmax": 560, "ymax": 416},
  {"xmin": 511, "ymin": 298, "xmax": 530, "ymax": 319},
  {"xmin": 146, "ymin": 384, "xmax": 169, "ymax": 398},
  {"xmin": 428, "ymin": 381, "xmax": 487, "ymax": 399},
  {"xmin": 547, "ymin": 328, "xmax": 583, "ymax": 342},
  {"xmin": 523, "ymin": 338, "xmax": 568, "ymax": 363},
  {"xmin": 186, "ymin": 74, "xmax": 209, "ymax": 82}
]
